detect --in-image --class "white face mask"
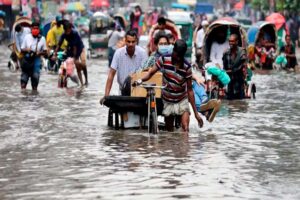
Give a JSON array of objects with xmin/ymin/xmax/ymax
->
[{"xmin": 158, "ymin": 44, "xmax": 173, "ymax": 54}]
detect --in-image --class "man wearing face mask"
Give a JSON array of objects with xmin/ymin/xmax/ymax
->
[
  {"xmin": 134, "ymin": 39, "xmax": 203, "ymax": 132},
  {"xmin": 20, "ymin": 22, "xmax": 47, "ymax": 91}
]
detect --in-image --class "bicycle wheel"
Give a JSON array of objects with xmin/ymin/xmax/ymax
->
[
  {"xmin": 150, "ymin": 111, "xmax": 158, "ymax": 134},
  {"xmin": 8, "ymin": 60, "xmax": 16, "ymax": 72}
]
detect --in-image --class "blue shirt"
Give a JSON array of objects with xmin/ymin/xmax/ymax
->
[{"xmin": 59, "ymin": 29, "xmax": 84, "ymax": 58}]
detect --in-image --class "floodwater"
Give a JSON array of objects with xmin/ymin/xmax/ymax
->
[{"xmin": 0, "ymin": 45, "xmax": 300, "ymax": 200}]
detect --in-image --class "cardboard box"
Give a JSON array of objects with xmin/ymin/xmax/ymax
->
[{"xmin": 131, "ymin": 71, "xmax": 162, "ymax": 98}]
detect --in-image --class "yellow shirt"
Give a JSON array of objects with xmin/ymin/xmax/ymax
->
[{"xmin": 46, "ymin": 25, "xmax": 67, "ymax": 50}]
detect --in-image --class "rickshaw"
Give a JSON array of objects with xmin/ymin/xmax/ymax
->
[
  {"xmin": 202, "ymin": 17, "xmax": 255, "ymax": 99},
  {"xmin": 247, "ymin": 21, "xmax": 277, "ymax": 70},
  {"xmin": 7, "ymin": 17, "xmax": 32, "ymax": 71},
  {"xmin": 87, "ymin": 12, "xmax": 114, "ymax": 58}
]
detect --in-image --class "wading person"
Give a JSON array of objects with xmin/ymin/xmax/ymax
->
[
  {"xmin": 55, "ymin": 21, "xmax": 88, "ymax": 86},
  {"xmin": 223, "ymin": 34, "xmax": 247, "ymax": 99},
  {"xmin": 20, "ymin": 22, "xmax": 47, "ymax": 91},
  {"xmin": 134, "ymin": 39, "xmax": 203, "ymax": 132},
  {"xmin": 100, "ymin": 30, "xmax": 148, "ymax": 104}
]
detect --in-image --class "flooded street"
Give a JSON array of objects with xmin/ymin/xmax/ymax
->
[{"xmin": 0, "ymin": 44, "xmax": 300, "ymax": 199}]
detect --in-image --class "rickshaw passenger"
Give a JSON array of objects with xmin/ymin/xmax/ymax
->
[
  {"xmin": 100, "ymin": 30, "xmax": 148, "ymax": 104},
  {"xmin": 55, "ymin": 21, "xmax": 88, "ymax": 86},
  {"xmin": 223, "ymin": 34, "xmax": 247, "ymax": 99},
  {"xmin": 210, "ymin": 29, "xmax": 229, "ymax": 69}
]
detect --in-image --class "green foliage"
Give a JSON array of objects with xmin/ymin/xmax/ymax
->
[{"xmin": 250, "ymin": 0, "xmax": 300, "ymax": 11}]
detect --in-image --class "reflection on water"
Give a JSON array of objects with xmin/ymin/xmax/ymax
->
[{"xmin": 0, "ymin": 48, "xmax": 300, "ymax": 199}]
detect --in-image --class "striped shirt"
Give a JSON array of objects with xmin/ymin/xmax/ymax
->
[
  {"xmin": 156, "ymin": 55, "xmax": 192, "ymax": 103},
  {"xmin": 111, "ymin": 46, "xmax": 148, "ymax": 87}
]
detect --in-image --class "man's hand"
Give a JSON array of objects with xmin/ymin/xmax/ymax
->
[
  {"xmin": 195, "ymin": 113, "xmax": 203, "ymax": 128},
  {"xmin": 100, "ymin": 96, "xmax": 106, "ymax": 105},
  {"xmin": 132, "ymin": 79, "xmax": 142, "ymax": 87}
]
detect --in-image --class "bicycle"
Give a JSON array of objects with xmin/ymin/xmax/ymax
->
[{"xmin": 134, "ymin": 83, "xmax": 165, "ymax": 134}]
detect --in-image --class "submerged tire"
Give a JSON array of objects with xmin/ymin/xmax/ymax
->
[{"xmin": 150, "ymin": 111, "xmax": 158, "ymax": 134}]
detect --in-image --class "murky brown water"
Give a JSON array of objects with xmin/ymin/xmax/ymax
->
[{"xmin": 0, "ymin": 44, "xmax": 300, "ymax": 199}]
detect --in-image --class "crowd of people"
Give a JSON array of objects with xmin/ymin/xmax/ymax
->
[{"xmin": 6, "ymin": 5, "xmax": 299, "ymax": 133}]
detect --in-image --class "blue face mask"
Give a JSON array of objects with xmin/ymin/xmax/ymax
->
[{"xmin": 158, "ymin": 45, "xmax": 173, "ymax": 55}]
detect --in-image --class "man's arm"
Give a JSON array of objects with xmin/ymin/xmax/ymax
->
[
  {"xmin": 187, "ymin": 78, "xmax": 203, "ymax": 127},
  {"xmin": 55, "ymin": 33, "xmax": 65, "ymax": 54},
  {"xmin": 140, "ymin": 64, "xmax": 159, "ymax": 82}
]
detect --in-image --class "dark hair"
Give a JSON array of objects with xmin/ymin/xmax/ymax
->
[
  {"xmin": 135, "ymin": 5, "xmax": 142, "ymax": 12},
  {"xmin": 15, "ymin": 24, "xmax": 22, "ymax": 32},
  {"xmin": 173, "ymin": 39, "xmax": 187, "ymax": 58},
  {"xmin": 157, "ymin": 17, "xmax": 166, "ymax": 25},
  {"xmin": 126, "ymin": 29, "xmax": 138, "ymax": 39},
  {"xmin": 31, "ymin": 22, "xmax": 40, "ymax": 28},
  {"xmin": 63, "ymin": 21, "xmax": 72, "ymax": 30},
  {"xmin": 230, "ymin": 34, "xmax": 239, "ymax": 41},
  {"xmin": 166, "ymin": 33, "xmax": 175, "ymax": 40},
  {"xmin": 154, "ymin": 32, "xmax": 169, "ymax": 45}
]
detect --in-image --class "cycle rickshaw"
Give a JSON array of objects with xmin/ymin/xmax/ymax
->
[
  {"xmin": 8, "ymin": 17, "xmax": 32, "ymax": 71},
  {"xmin": 202, "ymin": 17, "xmax": 256, "ymax": 99}
]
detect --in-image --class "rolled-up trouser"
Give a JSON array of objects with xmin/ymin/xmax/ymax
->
[
  {"xmin": 20, "ymin": 57, "xmax": 41, "ymax": 89},
  {"xmin": 163, "ymin": 98, "xmax": 190, "ymax": 117}
]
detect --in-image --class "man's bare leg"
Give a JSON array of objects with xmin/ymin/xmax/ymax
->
[
  {"xmin": 165, "ymin": 116, "xmax": 175, "ymax": 132},
  {"xmin": 181, "ymin": 111, "xmax": 190, "ymax": 132}
]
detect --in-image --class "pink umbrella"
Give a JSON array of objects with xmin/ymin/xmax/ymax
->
[
  {"xmin": 90, "ymin": 0, "xmax": 110, "ymax": 8},
  {"xmin": 234, "ymin": 1, "xmax": 244, "ymax": 11},
  {"xmin": 265, "ymin": 13, "xmax": 286, "ymax": 30}
]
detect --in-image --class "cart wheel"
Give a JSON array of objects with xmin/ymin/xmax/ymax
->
[{"xmin": 8, "ymin": 60, "xmax": 16, "ymax": 72}]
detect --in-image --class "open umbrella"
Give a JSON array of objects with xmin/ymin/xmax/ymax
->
[
  {"xmin": 90, "ymin": 0, "xmax": 110, "ymax": 8},
  {"xmin": 234, "ymin": 1, "xmax": 244, "ymax": 11},
  {"xmin": 265, "ymin": 13, "xmax": 285, "ymax": 30},
  {"xmin": 0, "ymin": 0, "xmax": 12, "ymax": 5}
]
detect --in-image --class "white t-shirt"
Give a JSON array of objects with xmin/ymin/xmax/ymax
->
[
  {"xmin": 209, "ymin": 41, "xmax": 229, "ymax": 69},
  {"xmin": 196, "ymin": 28, "xmax": 205, "ymax": 48},
  {"xmin": 14, "ymin": 27, "xmax": 31, "ymax": 52},
  {"xmin": 21, "ymin": 34, "xmax": 47, "ymax": 53}
]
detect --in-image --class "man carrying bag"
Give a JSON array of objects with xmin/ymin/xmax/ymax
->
[{"xmin": 21, "ymin": 22, "xmax": 47, "ymax": 91}]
